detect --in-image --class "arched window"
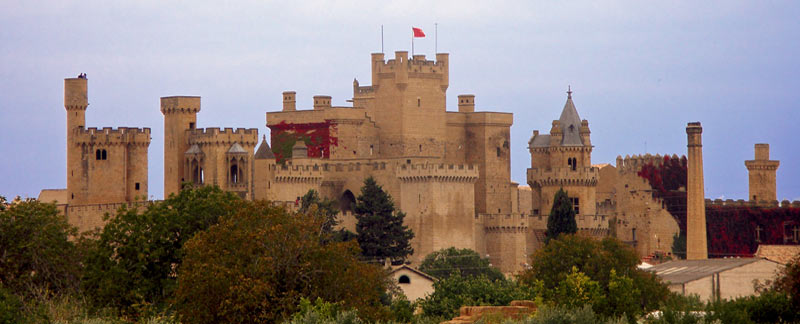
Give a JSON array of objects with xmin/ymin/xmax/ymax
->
[
  {"xmin": 398, "ymin": 275, "xmax": 410, "ymax": 284},
  {"xmin": 102, "ymin": 149, "xmax": 107, "ymax": 160},
  {"xmin": 230, "ymin": 164, "xmax": 239, "ymax": 183},
  {"xmin": 96, "ymin": 149, "xmax": 102, "ymax": 160},
  {"xmin": 339, "ymin": 190, "xmax": 356, "ymax": 214}
]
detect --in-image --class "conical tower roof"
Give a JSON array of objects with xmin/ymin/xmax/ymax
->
[
  {"xmin": 558, "ymin": 87, "xmax": 583, "ymax": 146},
  {"xmin": 254, "ymin": 135, "xmax": 275, "ymax": 159}
]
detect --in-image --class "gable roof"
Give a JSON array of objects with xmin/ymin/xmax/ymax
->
[
  {"xmin": 228, "ymin": 142, "xmax": 247, "ymax": 154},
  {"xmin": 647, "ymin": 258, "xmax": 776, "ymax": 285},
  {"xmin": 254, "ymin": 135, "xmax": 275, "ymax": 159},
  {"xmin": 390, "ymin": 265, "xmax": 438, "ymax": 282},
  {"xmin": 185, "ymin": 144, "xmax": 202, "ymax": 154}
]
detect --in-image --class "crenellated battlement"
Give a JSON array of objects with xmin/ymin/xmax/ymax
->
[
  {"xmin": 527, "ymin": 166, "xmax": 599, "ymax": 187},
  {"xmin": 187, "ymin": 128, "xmax": 259, "ymax": 145},
  {"xmin": 73, "ymin": 127, "xmax": 151, "ymax": 146},
  {"xmin": 478, "ymin": 213, "xmax": 529, "ymax": 231},
  {"xmin": 396, "ymin": 163, "xmax": 478, "ymax": 182},
  {"xmin": 616, "ymin": 153, "xmax": 682, "ymax": 174},
  {"xmin": 160, "ymin": 96, "xmax": 201, "ymax": 114},
  {"xmin": 705, "ymin": 198, "xmax": 800, "ymax": 209},
  {"xmin": 372, "ymin": 51, "xmax": 449, "ymax": 83}
]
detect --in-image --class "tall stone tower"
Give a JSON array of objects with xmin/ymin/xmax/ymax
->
[
  {"xmin": 161, "ymin": 96, "xmax": 201, "ymax": 197},
  {"xmin": 686, "ymin": 122, "xmax": 707, "ymax": 260},
  {"xmin": 528, "ymin": 89, "xmax": 597, "ymax": 221},
  {"xmin": 65, "ymin": 77, "xmax": 88, "ymax": 204},
  {"xmin": 745, "ymin": 144, "xmax": 779, "ymax": 203}
]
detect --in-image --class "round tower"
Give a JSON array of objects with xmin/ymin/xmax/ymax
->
[
  {"xmin": 65, "ymin": 77, "xmax": 88, "ymax": 203},
  {"xmin": 161, "ymin": 96, "xmax": 201, "ymax": 197}
]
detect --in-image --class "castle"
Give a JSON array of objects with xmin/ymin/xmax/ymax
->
[{"xmin": 43, "ymin": 50, "xmax": 796, "ymax": 275}]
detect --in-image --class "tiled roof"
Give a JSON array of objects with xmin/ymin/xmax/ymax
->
[{"xmin": 755, "ymin": 245, "xmax": 800, "ymax": 265}]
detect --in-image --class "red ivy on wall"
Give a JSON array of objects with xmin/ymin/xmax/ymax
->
[
  {"xmin": 637, "ymin": 155, "xmax": 800, "ymax": 257},
  {"xmin": 268, "ymin": 120, "xmax": 338, "ymax": 163}
]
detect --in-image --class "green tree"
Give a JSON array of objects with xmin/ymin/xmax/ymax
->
[
  {"xmin": 518, "ymin": 234, "xmax": 669, "ymax": 319},
  {"xmin": 0, "ymin": 200, "xmax": 81, "ymax": 297},
  {"xmin": 671, "ymin": 233, "xmax": 686, "ymax": 259},
  {"xmin": 545, "ymin": 188, "xmax": 577, "ymax": 242},
  {"xmin": 81, "ymin": 185, "xmax": 241, "ymax": 315},
  {"xmin": 175, "ymin": 201, "xmax": 390, "ymax": 323},
  {"xmin": 555, "ymin": 266, "xmax": 604, "ymax": 310},
  {"xmin": 418, "ymin": 274, "xmax": 531, "ymax": 319},
  {"xmin": 419, "ymin": 247, "xmax": 504, "ymax": 281},
  {"xmin": 299, "ymin": 189, "xmax": 339, "ymax": 234},
  {"xmin": 354, "ymin": 177, "xmax": 414, "ymax": 263}
]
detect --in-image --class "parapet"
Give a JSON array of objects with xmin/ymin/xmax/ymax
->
[
  {"xmin": 615, "ymin": 153, "xmax": 683, "ymax": 173},
  {"xmin": 396, "ymin": 163, "xmax": 479, "ymax": 182},
  {"xmin": 373, "ymin": 51, "xmax": 449, "ymax": 78},
  {"xmin": 187, "ymin": 128, "xmax": 259, "ymax": 145},
  {"xmin": 527, "ymin": 166, "xmax": 599, "ymax": 186},
  {"xmin": 160, "ymin": 96, "xmax": 201, "ymax": 114},
  {"xmin": 705, "ymin": 198, "xmax": 800, "ymax": 209},
  {"xmin": 73, "ymin": 127, "xmax": 152, "ymax": 146}
]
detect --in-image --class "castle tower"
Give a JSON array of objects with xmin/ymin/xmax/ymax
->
[
  {"xmin": 686, "ymin": 122, "xmax": 707, "ymax": 260},
  {"xmin": 528, "ymin": 89, "xmax": 597, "ymax": 221},
  {"xmin": 161, "ymin": 96, "xmax": 201, "ymax": 197},
  {"xmin": 65, "ymin": 77, "xmax": 88, "ymax": 204},
  {"xmin": 745, "ymin": 143, "xmax": 780, "ymax": 203},
  {"xmin": 353, "ymin": 51, "xmax": 450, "ymax": 157}
]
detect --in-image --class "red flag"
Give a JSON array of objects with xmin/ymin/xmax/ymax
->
[{"xmin": 412, "ymin": 27, "xmax": 425, "ymax": 38}]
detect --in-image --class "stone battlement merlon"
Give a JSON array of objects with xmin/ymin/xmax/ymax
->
[
  {"xmin": 615, "ymin": 153, "xmax": 683, "ymax": 173},
  {"xmin": 705, "ymin": 198, "xmax": 800, "ymax": 209},
  {"xmin": 372, "ymin": 51, "xmax": 449, "ymax": 79},
  {"xmin": 160, "ymin": 96, "xmax": 201, "ymax": 114},
  {"xmin": 73, "ymin": 127, "xmax": 152, "ymax": 145},
  {"xmin": 396, "ymin": 163, "xmax": 479, "ymax": 182},
  {"xmin": 187, "ymin": 128, "xmax": 259, "ymax": 146}
]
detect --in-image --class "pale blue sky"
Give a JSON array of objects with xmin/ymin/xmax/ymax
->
[{"xmin": 1, "ymin": 1, "xmax": 799, "ymax": 201}]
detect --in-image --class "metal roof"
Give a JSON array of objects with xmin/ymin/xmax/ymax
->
[{"xmin": 647, "ymin": 258, "xmax": 771, "ymax": 285}]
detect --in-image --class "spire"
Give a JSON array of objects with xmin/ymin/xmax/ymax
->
[
  {"xmin": 254, "ymin": 135, "xmax": 275, "ymax": 159},
  {"xmin": 558, "ymin": 87, "xmax": 583, "ymax": 146}
]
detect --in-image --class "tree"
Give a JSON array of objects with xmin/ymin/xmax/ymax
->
[
  {"xmin": 419, "ymin": 247, "xmax": 504, "ymax": 281},
  {"xmin": 81, "ymin": 185, "xmax": 241, "ymax": 315},
  {"xmin": 0, "ymin": 200, "xmax": 81, "ymax": 297},
  {"xmin": 175, "ymin": 200, "xmax": 390, "ymax": 323},
  {"xmin": 418, "ymin": 273, "xmax": 531, "ymax": 319},
  {"xmin": 545, "ymin": 188, "xmax": 577, "ymax": 242},
  {"xmin": 354, "ymin": 177, "xmax": 414, "ymax": 263},
  {"xmin": 518, "ymin": 234, "xmax": 669, "ymax": 319},
  {"xmin": 299, "ymin": 189, "xmax": 339, "ymax": 234}
]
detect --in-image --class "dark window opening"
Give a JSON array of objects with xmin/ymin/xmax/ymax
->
[
  {"xmin": 102, "ymin": 149, "xmax": 107, "ymax": 160},
  {"xmin": 496, "ymin": 147, "xmax": 501, "ymax": 157},
  {"xmin": 632, "ymin": 228, "xmax": 637, "ymax": 241},
  {"xmin": 189, "ymin": 122, "xmax": 195, "ymax": 129},
  {"xmin": 230, "ymin": 164, "xmax": 239, "ymax": 184},
  {"xmin": 135, "ymin": 183, "xmax": 140, "ymax": 190},
  {"xmin": 339, "ymin": 190, "xmax": 356, "ymax": 214},
  {"xmin": 419, "ymin": 145, "xmax": 422, "ymax": 152},
  {"xmin": 417, "ymin": 98, "xmax": 421, "ymax": 107},
  {"xmin": 399, "ymin": 275, "xmax": 410, "ymax": 284},
  {"xmin": 96, "ymin": 149, "xmax": 101, "ymax": 160},
  {"xmin": 570, "ymin": 197, "xmax": 580, "ymax": 215}
]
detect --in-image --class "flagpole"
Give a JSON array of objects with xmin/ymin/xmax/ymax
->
[
  {"xmin": 435, "ymin": 23, "xmax": 438, "ymax": 53},
  {"xmin": 411, "ymin": 28, "xmax": 414, "ymax": 56},
  {"xmin": 381, "ymin": 25, "xmax": 384, "ymax": 53}
]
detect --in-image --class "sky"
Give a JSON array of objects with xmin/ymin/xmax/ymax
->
[{"xmin": 1, "ymin": 1, "xmax": 799, "ymax": 201}]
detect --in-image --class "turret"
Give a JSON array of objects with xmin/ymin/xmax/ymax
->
[
  {"xmin": 65, "ymin": 77, "xmax": 88, "ymax": 203},
  {"xmin": 313, "ymin": 95, "xmax": 331, "ymax": 110},
  {"xmin": 282, "ymin": 91, "xmax": 296, "ymax": 111},
  {"xmin": 549, "ymin": 120, "xmax": 562, "ymax": 146},
  {"xmin": 161, "ymin": 96, "xmax": 201, "ymax": 197},
  {"xmin": 745, "ymin": 143, "xmax": 780, "ymax": 203},
  {"xmin": 458, "ymin": 94, "xmax": 475, "ymax": 113},
  {"xmin": 580, "ymin": 120, "xmax": 591, "ymax": 146}
]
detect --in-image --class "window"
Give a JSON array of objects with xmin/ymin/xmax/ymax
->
[
  {"xmin": 96, "ymin": 149, "xmax": 101, "ymax": 160},
  {"xmin": 230, "ymin": 165, "xmax": 239, "ymax": 183},
  {"xmin": 96, "ymin": 149, "xmax": 107, "ymax": 160},
  {"xmin": 419, "ymin": 144, "xmax": 422, "ymax": 152},
  {"xmin": 497, "ymin": 147, "xmax": 501, "ymax": 157},
  {"xmin": 102, "ymin": 149, "xmax": 107, "ymax": 160},
  {"xmin": 755, "ymin": 225, "xmax": 763, "ymax": 243},
  {"xmin": 567, "ymin": 157, "xmax": 577, "ymax": 171},
  {"xmin": 189, "ymin": 122, "xmax": 195, "ymax": 129},
  {"xmin": 399, "ymin": 275, "xmax": 410, "ymax": 284},
  {"xmin": 632, "ymin": 228, "xmax": 637, "ymax": 241},
  {"xmin": 570, "ymin": 197, "xmax": 580, "ymax": 214},
  {"xmin": 135, "ymin": 183, "xmax": 140, "ymax": 190},
  {"xmin": 417, "ymin": 98, "xmax": 421, "ymax": 107}
]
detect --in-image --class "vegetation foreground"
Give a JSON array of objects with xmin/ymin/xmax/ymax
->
[{"xmin": 1, "ymin": 182, "xmax": 799, "ymax": 323}]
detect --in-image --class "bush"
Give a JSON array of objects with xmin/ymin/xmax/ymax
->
[
  {"xmin": 419, "ymin": 247, "xmax": 504, "ymax": 281},
  {"xmin": 0, "ymin": 287, "xmax": 24, "ymax": 324},
  {"xmin": 175, "ymin": 201, "xmax": 390, "ymax": 323},
  {"xmin": 512, "ymin": 305, "xmax": 626, "ymax": 324},
  {"xmin": 419, "ymin": 273, "xmax": 532, "ymax": 319}
]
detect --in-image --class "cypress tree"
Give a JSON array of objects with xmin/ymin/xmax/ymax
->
[
  {"xmin": 354, "ymin": 177, "xmax": 414, "ymax": 263},
  {"xmin": 545, "ymin": 188, "xmax": 577, "ymax": 242}
]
